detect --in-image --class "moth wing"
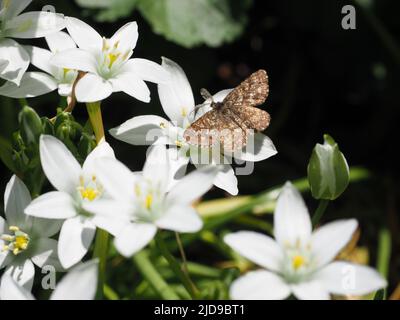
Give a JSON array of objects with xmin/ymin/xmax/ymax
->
[{"xmin": 223, "ymin": 69, "xmax": 269, "ymax": 109}]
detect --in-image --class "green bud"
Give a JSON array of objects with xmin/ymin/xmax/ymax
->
[
  {"xmin": 78, "ymin": 133, "xmax": 96, "ymax": 159},
  {"xmin": 19, "ymin": 106, "xmax": 43, "ymax": 146},
  {"xmin": 41, "ymin": 117, "xmax": 54, "ymax": 135},
  {"xmin": 307, "ymin": 134, "xmax": 350, "ymax": 200}
]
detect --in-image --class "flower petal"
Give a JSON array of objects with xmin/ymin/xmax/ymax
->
[
  {"xmin": 109, "ymin": 115, "xmax": 168, "ymax": 146},
  {"xmin": 58, "ymin": 217, "xmax": 96, "ymax": 269},
  {"xmin": 0, "ymin": 275, "xmax": 35, "ymax": 300},
  {"xmin": 51, "ymin": 48, "xmax": 97, "ymax": 73},
  {"xmin": 156, "ymin": 206, "xmax": 203, "ymax": 233},
  {"xmin": 110, "ymin": 72, "xmax": 150, "ymax": 103},
  {"xmin": 94, "ymin": 157, "xmax": 137, "ymax": 202},
  {"xmin": 31, "ymin": 238, "xmax": 63, "ymax": 271},
  {"xmin": 143, "ymin": 145, "xmax": 170, "ymax": 190},
  {"xmin": 213, "ymin": 164, "xmax": 238, "ymax": 196},
  {"xmin": 5, "ymin": 259, "xmax": 35, "ymax": 291},
  {"xmin": 51, "ymin": 260, "xmax": 98, "ymax": 300},
  {"xmin": 123, "ymin": 58, "xmax": 169, "ymax": 84},
  {"xmin": 291, "ymin": 279, "xmax": 330, "ymax": 300},
  {"xmin": 274, "ymin": 182, "xmax": 312, "ymax": 247},
  {"xmin": 90, "ymin": 214, "xmax": 126, "ymax": 236},
  {"xmin": 224, "ymin": 231, "xmax": 283, "ymax": 272},
  {"xmin": 315, "ymin": 261, "xmax": 387, "ymax": 296},
  {"xmin": 40, "ymin": 135, "xmax": 81, "ymax": 194},
  {"xmin": 114, "ymin": 223, "xmax": 157, "ymax": 257},
  {"xmin": 65, "ymin": 17, "xmax": 102, "ymax": 51},
  {"xmin": 46, "ymin": 31, "xmax": 77, "ymax": 53},
  {"xmin": 75, "ymin": 73, "xmax": 113, "ymax": 102},
  {"xmin": 167, "ymin": 165, "xmax": 218, "ymax": 205},
  {"xmin": 110, "ymin": 22, "xmax": 138, "ymax": 54},
  {"xmin": 25, "ymin": 192, "xmax": 77, "ymax": 219},
  {"xmin": 311, "ymin": 219, "xmax": 358, "ymax": 268},
  {"xmin": 82, "ymin": 141, "xmax": 115, "ymax": 174},
  {"xmin": 31, "ymin": 217, "xmax": 63, "ymax": 238},
  {"xmin": 23, "ymin": 45, "xmax": 53, "ymax": 75},
  {"xmin": 230, "ymin": 270, "xmax": 290, "ymax": 300},
  {"xmin": 0, "ymin": 38, "xmax": 29, "ymax": 85},
  {"xmin": 0, "ymin": 71, "xmax": 57, "ymax": 98},
  {"xmin": 232, "ymin": 133, "xmax": 277, "ymax": 162},
  {"xmin": 5, "ymin": 12, "xmax": 65, "ymax": 39},
  {"xmin": 166, "ymin": 147, "xmax": 190, "ymax": 190},
  {"xmin": 158, "ymin": 57, "xmax": 195, "ymax": 123},
  {"xmin": 4, "ymin": 175, "xmax": 32, "ymax": 229},
  {"xmin": 1, "ymin": 0, "xmax": 32, "ymax": 19}
]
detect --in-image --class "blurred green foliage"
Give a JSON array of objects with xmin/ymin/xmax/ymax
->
[{"xmin": 75, "ymin": 0, "xmax": 253, "ymax": 48}]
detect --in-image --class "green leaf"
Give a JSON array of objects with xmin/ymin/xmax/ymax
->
[
  {"xmin": 0, "ymin": 135, "xmax": 17, "ymax": 172},
  {"xmin": 137, "ymin": 0, "xmax": 252, "ymax": 48},
  {"xmin": 76, "ymin": 0, "xmax": 139, "ymax": 22},
  {"xmin": 76, "ymin": 0, "xmax": 253, "ymax": 48},
  {"xmin": 374, "ymin": 289, "xmax": 386, "ymax": 300},
  {"xmin": 307, "ymin": 134, "xmax": 350, "ymax": 200}
]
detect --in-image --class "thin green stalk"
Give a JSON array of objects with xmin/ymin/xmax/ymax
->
[
  {"xmin": 312, "ymin": 199, "xmax": 330, "ymax": 228},
  {"xmin": 86, "ymin": 100, "xmax": 109, "ymax": 298},
  {"xmin": 86, "ymin": 101, "xmax": 105, "ymax": 144},
  {"xmin": 377, "ymin": 228, "xmax": 391, "ymax": 279},
  {"xmin": 93, "ymin": 229, "xmax": 109, "ymax": 299},
  {"xmin": 156, "ymin": 234, "xmax": 199, "ymax": 300},
  {"xmin": 133, "ymin": 250, "xmax": 179, "ymax": 300}
]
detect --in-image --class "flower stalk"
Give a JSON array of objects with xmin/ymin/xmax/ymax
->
[
  {"xmin": 86, "ymin": 101, "xmax": 105, "ymax": 144},
  {"xmin": 87, "ymin": 100, "xmax": 108, "ymax": 298},
  {"xmin": 312, "ymin": 199, "xmax": 330, "ymax": 228},
  {"xmin": 156, "ymin": 233, "xmax": 199, "ymax": 300}
]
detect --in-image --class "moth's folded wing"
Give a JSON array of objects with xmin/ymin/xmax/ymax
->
[
  {"xmin": 184, "ymin": 110, "xmax": 248, "ymax": 153},
  {"xmin": 238, "ymin": 107, "xmax": 271, "ymax": 132},
  {"xmin": 224, "ymin": 69, "xmax": 269, "ymax": 108}
]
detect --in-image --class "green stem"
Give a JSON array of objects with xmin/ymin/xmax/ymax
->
[
  {"xmin": 133, "ymin": 251, "xmax": 179, "ymax": 300},
  {"xmin": 87, "ymin": 100, "xmax": 108, "ymax": 298},
  {"xmin": 377, "ymin": 228, "xmax": 391, "ymax": 279},
  {"xmin": 86, "ymin": 101, "xmax": 105, "ymax": 144},
  {"xmin": 312, "ymin": 199, "xmax": 330, "ymax": 228},
  {"xmin": 93, "ymin": 229, "xmax": 109, "ymax": 299},
  {"xmin": 156, "ymin": 234, "xmax": 199, "ymax": 300}
]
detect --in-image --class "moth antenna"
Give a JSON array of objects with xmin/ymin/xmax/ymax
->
[{"xmin": 200, "ymin": 88, "xmax": 213, "ymax": 101}]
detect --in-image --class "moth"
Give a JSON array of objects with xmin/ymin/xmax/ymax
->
[{"xmin": 183, "ymin": 69, "xmax": 271, "ymax": 152}]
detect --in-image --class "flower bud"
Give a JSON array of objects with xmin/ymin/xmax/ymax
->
[
  {"xmin": 307, "ymin": 134, "xmax": 349, "ymax": 200},
  {"xmin": 19, "ymin": 106, "xmax": 42, "ymax": 146}
]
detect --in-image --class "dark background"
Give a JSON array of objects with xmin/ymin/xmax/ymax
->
[{"xmin": 0, "ymin": 0, "xmax": 399, "ymax": 294}]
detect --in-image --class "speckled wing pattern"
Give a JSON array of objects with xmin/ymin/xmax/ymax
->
[{"xmin": 184, "ymin": 70, "xmax": 270, "ymax": 152}]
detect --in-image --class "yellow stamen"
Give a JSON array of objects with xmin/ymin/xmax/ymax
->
[
  {"xmin": 145, "ymin": 194, "xmax": 153, "ymax": 210},
  {"xmin": 135, "ymin": 184, "xmax": 142, "ymax": 197},
  {"xmin": 159, "ymin": 122, "xmax": 166, "ymax": 128},
  {"xmin": 13, "ymin": 248, "xmax": 20, "ymax": 255},
  {"xmin": 292, "ymin": 255, "xmax": 305, "ymax": 270},
  {"xmin": 2, "ymin": 245, "xmax": 9, "ymax": 252},
  {"xmin": 80, "ymin": 187, "xmax": 99, "ymax": 202},
  {"xmin": 181, "ymin": 107, "xmax": 188, "ymax": 117},
  {"xmin": 9, "ymin": 226, "xmax": 19, "ymax": 232},
  {"xmin": 108, "ymin": 53, "xmax": 120, "ymax": 68}
]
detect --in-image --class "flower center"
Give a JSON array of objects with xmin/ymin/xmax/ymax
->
[
  {"xmin": 292, "ymin": 255, "xmax": 306, "ymax": 270},
  {"xmin": 100, "ymin": 38, "xmax": 130, "ymax": 75},
  {"xmin": 78, "ymin": 175, "xmax": 102, "ymax": 202},
  {"xmin": 1, "ymin": 226, "xmax": 30, "ymax": 255}
]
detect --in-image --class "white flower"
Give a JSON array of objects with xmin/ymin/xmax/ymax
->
[
  {"xmin": 224, "ymin": 182, "xmax": 387, "ymax": 300},
  {"xmin": 0, "ymin": 175, "xmax": 63, "ymax": 291},
  {"xmin": 0, "ymin": 0, "xmax": 65, "ymax": 85},
  {"xmin": 0, "ymin": 259, "xmax": 98, "ymax": 300},
  {"xmin": 84, "ymin": 145, "xmax": 218, "ymax": 258},
  {"xmin": 0, "ymin": 31, "xmax": 78, "ymax": 98},
  {"xmin": 50, "ymin": 17, "xmax": 168, "ymax": 103},
  {"xmin": 24, "ymin": 135, "xmax": 122, "ymax": 269},
  {"xmin": 110, "ymin": 57, "xmax": 277, "ymax": 195}
]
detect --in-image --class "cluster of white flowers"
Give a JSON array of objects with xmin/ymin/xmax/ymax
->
[{"xmin": 0, "ymin": 2, "xmax": 386, "ymax": 300}]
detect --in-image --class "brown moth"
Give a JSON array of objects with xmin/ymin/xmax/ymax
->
[{"xmin": 183, "ymin": 69, "xmax": 271, "ymax": 152}]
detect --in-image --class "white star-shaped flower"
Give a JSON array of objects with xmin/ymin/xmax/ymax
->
[
  {"xmin": 224, "ymin": 182, "xmax": 387, "ymax": 300},
  {"xmin": 50, "ymin": 17, "xmax": 168, "ymax": 103}
]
